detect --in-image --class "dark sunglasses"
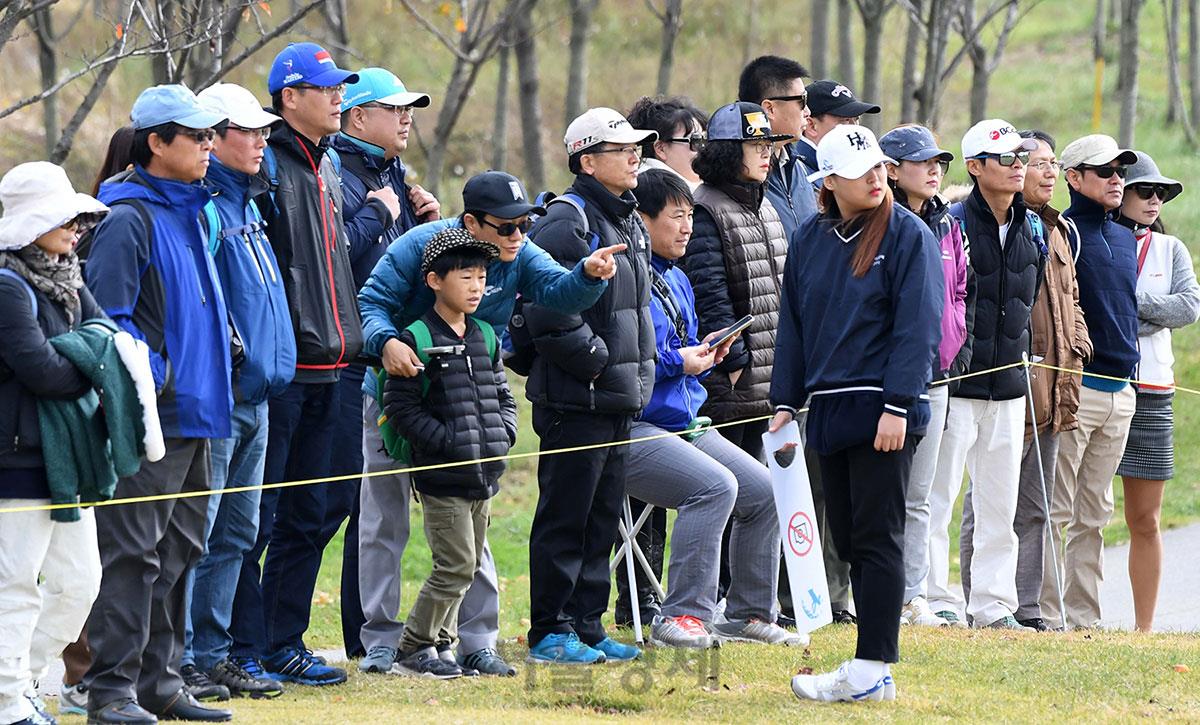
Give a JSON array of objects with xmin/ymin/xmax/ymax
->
[
  {"xmin": 1133, "ymin": 184, "xmax": 1169, "ymax": 201},
  {"xmin": 975, "ymin": 150, "xmax": 1029, "ymax": 167},
  {"xmin": 1079, "ymin": 164, "xmax": 1128, "ymax": 179},
  {"xmin": 479, "ymin": 217, "xmax": 532, "ymax": 237},
  {"xmin": 665, "ymin": 133, "xmax": 707, "ymax": 152},
  {"xmin": 766, "ymin": 93, "xmax": 808, "ymax": 111},
  {"xmin": 179, "ymin": 128, "xmax": 216, "ymax": 144}
]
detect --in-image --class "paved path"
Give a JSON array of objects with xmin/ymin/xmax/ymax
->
[{"xmin": 1096, "ymin": 521, "xmax": 1200, "ymax": 632}]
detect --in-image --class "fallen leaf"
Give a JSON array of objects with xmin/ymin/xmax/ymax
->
[
  {"xmin": 796, "ymin": 666, "xmax": 814, "ymax": 675},
  {"xmin": 425, "ymin": 698, "xmax": 440, "ymax": 705},
  {"xmin": 1173, "ymin": 664, "xmax": 1190, "ymax": 673}
]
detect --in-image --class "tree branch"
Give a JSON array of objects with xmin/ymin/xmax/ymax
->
[
  {"xmin": 396, "ymin": 0, "xmax": 478, "ymax": 61},
  {"xmin": 196, "ymin": 0, "xmax": 325, "ymax": 89}
]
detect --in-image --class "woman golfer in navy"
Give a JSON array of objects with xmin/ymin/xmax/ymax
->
[{"xmin": 770, "ymin": 125, "xmax": 943, "ymax": 703}]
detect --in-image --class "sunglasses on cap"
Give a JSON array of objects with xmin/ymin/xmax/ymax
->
[
  {"xmin": 1133, "ymin": 184, "xmax": 1170, "ymax": 201},
  {"xmin": 974, "ymin": 150, "xmax": 1029, "ymax": 167},
  {"xmin": 665, "ymin": 133, "xmax": 707, "ymax": 152},
  {"xmin": 1078, "ymin": 164, "xmax": 1129, "ymax": 179},
  {"xmin": 766, "ymin": 93, "xmax": 808, "ymax": 111},
  {"xmin": 478, "ymin": 217, "xmax": 532, "ymax": 237}
]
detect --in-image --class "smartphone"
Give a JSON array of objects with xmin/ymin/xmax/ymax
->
[{"xmin": 709, "ymin": 315, "xmax": 754, "ymax": 349}]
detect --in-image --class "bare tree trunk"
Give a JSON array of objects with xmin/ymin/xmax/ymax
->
[
  {"xmin": 51, "ymin": 55, "xmax": 120, "ymax": 163},
  {"xmin": 33, "ymin": 7, "xmax": 58, "ymax": 159},
  {"xmin": 900, "ymin": 0, "xmax": 923, "ymax": 122},
  {"xmin": 857, "ymin": 6, "xmax": 891, "ymax": 131},
  {"xmin": 424, "ymin": 59, "xmax": 470, "ymax": 197},
  {"xmin": 838, "ymin": 0, "xmax": 855, "ymax": 83},
  {"xmin": 564, "ymin": 0, "xmax": 598, "ymax": 128},
  {"xmin": 1117, "ymin": 0, "xmax": 1144, "ymax": 146},
  {"xmin": 742, "ymin": 0, "xmax": 759, "ymax": 67},
  {"xmin": 1168, "ymin": 0, "xmax": 1185, "ymax": 123},
  {"xmin": 917, "ymin": 0, "xmax": 951, "ymax": 125},
  {"xmin": 322, "ymin": 0, "xmax": 351, "ymax": 66},
  {"xmin": 149, "ymin": 0, "xmax": 176, "ymax": 85},
  {"xmin": 655, "ymin": 0, "xmax": 683, "ymax": 94},
  {"xmin": 493, "ymin": 35, "xmax": 511, "ymax": 170},
  {"xmin": 811, "ymin": 0, "xmax": 830, "ymax": 77},
  {"xmin": 1189, "ymin": 0, "xmax": 1199, "ymax": 122},
  {"xmin": 514, "ymin": 5, "xmax": 546, "ymax": 191}
]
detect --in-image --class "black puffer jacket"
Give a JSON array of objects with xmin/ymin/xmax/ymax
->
[
  {"xmin": 0, "ymin": 271, "xmax": 104, "ymax": 498},
  {"xmin": 681, "ymin": 181, "xmax": 787, "ymax": 421},
  {"xmin": 382, "ymin": 310, "xmax": 517, "ymax": 499},
  {"xmin": 255, "ymin": 122, "xmax": 363, "ymax": 383},
  {"xmin": 523, "ymin": 174, "xmax": 656, "ymax": 414},
  {"xmin": 950, "ymin": 184, "xmax": 1046, "ymax": 401}
]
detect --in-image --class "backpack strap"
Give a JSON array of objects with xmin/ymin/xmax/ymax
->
[
  {"xmin": 546, "ymin": 192, "xmax": 601, "ymax": 252},
  {"xmin": 201, "ymin": 199, "xmax": 221, "ymax": 256},
  {"xmin": 325, "ymin": 147, "xmax": 343, "ymax": 178},
  {"xmin": 0, "ymin": 268, "xmax": 37, "ymax": 317},
  {"xmin": 1025, "ymin": 211, "xmax": 1047, "ymax": 254},
  {"xmin": 1061, "ymin": 216, "xmax": 1082, "ymax": 262},
  {"xmin": 261, "ymin": 145, "xmax": 281, "ymax": 218},
  {"xmin": 472, "ymin": 316, "xmax": 498, "ymax": 361}
]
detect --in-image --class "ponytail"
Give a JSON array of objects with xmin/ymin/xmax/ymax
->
[{"xmin": 819, "ymin": 185, "xmax": 894, "ymax": 278}]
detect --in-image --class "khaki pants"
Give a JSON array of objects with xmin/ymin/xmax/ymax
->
[
  {"xmin": 1043, "ymin": 385, "xmax": 1136, "ymax": 629},
  {"xmin": 398, "ymin": 494, "xmax": 491, "ymax": 654}
]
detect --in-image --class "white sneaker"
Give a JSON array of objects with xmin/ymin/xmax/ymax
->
[
  {"xmin": 900, "ymin": 596, "xmax": 949, "ymax": 627},
  {"xmin": 712, "ymin": 617, "xmax": 809, "ymax": 646},
  {"xmin": 650, "ymin": 615, "xmax": 719, "ymax": 649},
  {"xmin": 791, "ymin": 662, "xmax": 887, "ymax": 703}
]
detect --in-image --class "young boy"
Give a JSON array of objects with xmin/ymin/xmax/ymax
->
[{"xmin": 382, "ymin": 227, "xmax": 517, "ymax": 678}]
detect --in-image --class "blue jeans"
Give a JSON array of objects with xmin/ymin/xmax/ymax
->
[
  {"xmin": 230, "ymin": 381, "xmax": 339, "ymax": 658},
  {"xmin": 183, "ymin": 401, "xmax": 268, "ymax": 670}
]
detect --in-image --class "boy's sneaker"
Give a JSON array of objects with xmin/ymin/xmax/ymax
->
[
  {"xmin": 934, "ymin": 609, "xmax": 967, "ymax": 628},
  {"xmin": 209, "ymin": 658, "xmax": 284, "ymax": 699},
  {"xmin": 592, "ymin": 637, "xmax": 640, "ymax": 662},
  {"xmin": 790, "ymin": 662, "xmax": 886, "ymax": 703},
  {"xmin": 460, "ymin": 648, "xmax": 517, "ymax": 677},
  {"xmin": 526, "ymin": 633, "xmax": 606, "ymax": 665},
  {"xmin": 393, "ymin": 647, "xmax": 462, "ymax": 679},
  {"xmin": 980, "ymin": 615, "xmax": 1035, "ymax": 632},
  {"xmin": 263, "ymin": 647, "xmax": 348, "ymax": 686},
  {"xmin": 59, "ymin": 683, "xmax": 88, "ymax": 716},
  {"xmin": 437, "ymin": 646, "xmax": 477, "ymax": 676},
  {"xmin": 900, "ymin": 597, "xmax": 949, "ymax": 627},
  {"xmin": 358, "ymin": 645, "xmax": 397, "ymax": 674},
  {"xmin": 712, "ymin": 618, "xmax": 809, "ymax": 646},
  {"xmin": 181, "ymin": 664, "xmax": 231, "ymax": 702},
  {"xmin": 650, "ymin": 615, "xmax": 718, "ymax": 649}
]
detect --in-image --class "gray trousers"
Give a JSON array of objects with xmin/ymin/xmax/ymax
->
[
  {"xmin": 625, "ymin": 423, "xmax": 778, "ymax": 622},
  {"xmin": 357, "ymin": 396, "xmax": 499, "ymax": 655},
  {"xmin": 902, "ymin": 385, "xmax": 950, "ymax": 602},
  {"xmin": 961, "ymin": 433, "xmax": 1059, "ymax": 621},
  {"xmin": 84, "ymin": 438, "xmax": 210, "ymax": 711}
]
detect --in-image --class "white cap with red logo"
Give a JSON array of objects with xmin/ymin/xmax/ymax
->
[
  {"xmin": 961, "ymin": 119, "xmax": 1037, "ymax": 160},
  {"xmin": 563, "ymin": 107, "xmax": 657, "ymax": 155}
]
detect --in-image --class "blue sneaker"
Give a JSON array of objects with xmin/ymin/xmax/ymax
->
[
  {"xmin": 262, "ymin": 647, "xmax": 348, "ymax": 686},
  {"xmin": 526, "ymin": 633, "xmax": 606, "ymax": 665},
  {"xmin": 592, "ymin": 637, "xmax": 641, "ymax": 662}
]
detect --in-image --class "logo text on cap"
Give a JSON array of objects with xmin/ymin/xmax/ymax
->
[
  {"xmin": 508, "ymin": 181, "xmax": 523, "ymax": 201},
  {"xmin": 846, "ymin": 132, "xmax": 870, "ymax": 151},
  {"xmin": 832, "ymin": 85, "xmax": 852, "ymax": 98}
]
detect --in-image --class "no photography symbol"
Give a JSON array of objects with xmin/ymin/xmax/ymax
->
[{"xmin": 787, "ymin": 511, "xmax": 814, "ymax": 557}]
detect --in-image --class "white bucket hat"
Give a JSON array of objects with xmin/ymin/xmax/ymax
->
[{"xmin": 0, "ymin": 162, "xmax": 109, "ymax": 251}]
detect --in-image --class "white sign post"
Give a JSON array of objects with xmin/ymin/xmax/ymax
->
[{"xmin": 762, "ymin": 420, "xmax": 833, "ymax": 634}]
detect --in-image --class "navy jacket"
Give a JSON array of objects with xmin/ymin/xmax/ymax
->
[
  {"xmin": 1064, "ymin": 189, "xmax": 1139, "ymax": 388},
  {"xmin": 771, "ymin": 205, "xmax": 943, "ymax": 454},
  {"xmin": 332, "ymin": 132, "xmax": 422, "ymax": 289},
  {"xmin": 639, "ymin": 254, "xmax": 710, "ymax": 432},
  {"xmin": 87, "ymin": 167, "xmax": 233, "ymax": 439},
  {"xmin": 766, "ymin": 143, "xmax": 819, "ymax": 241},
  {"xmin": 206, "ymin": 156, "xmax": 296, "ymax": 404}
]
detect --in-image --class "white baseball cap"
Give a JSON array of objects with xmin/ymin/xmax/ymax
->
[
  {"xmin": 564, "ymin": 107, "xmax": 657, "ymax": 155},
  {"xmin": 807, "ymin": 124, "xmax": 894, "ymax": 182},
  {"xmin": 961, "ymin": 119, "xmax": 1038, "ymax": 160},
  {"xmin": 1060, "ymin": 134, "xmax": 1139, "ymax": 170},
  {"xmin": 198, "ymin": 83, "xmax": 281, "ymax": 130}
]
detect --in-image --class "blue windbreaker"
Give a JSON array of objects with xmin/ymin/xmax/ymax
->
[{"xmin": 638, "ymin": 255, "xmax": 710, "ymax": 432}]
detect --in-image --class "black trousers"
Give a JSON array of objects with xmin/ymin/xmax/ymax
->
[
  {"xmin": 817, "ymin": 437, "xmax": 916, "ymax": 663},
  {"xmin": 528, "ymin": 407, "xmax": 630, "ymax": 646}
]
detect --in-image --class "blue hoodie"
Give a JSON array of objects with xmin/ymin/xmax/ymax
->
[
  {"xmin": 206, "ymin": 156, "xmax": 296, "ymax": 404},
  {"xmin": 638, "ymin": 255, "xmax": 710, "ymax": 432},
  {"xmin": 86, "ymin": 167, "xmax": 232, "ymax": 439}
]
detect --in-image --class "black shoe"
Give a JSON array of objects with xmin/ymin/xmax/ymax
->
[
  {"xmin": 777, "ymin": 612, "xmax": 798, "ymax": 630},
  {"xmin": 181, "ymin": 664, "xmax": 230, "ymax": 702},
  {"xmin": 154, "ymin": 691, "xmax": 232, "ymax": 722},
  {"xmin": 86, "ymin": 699, "xmax": 157, "ymax": 725},
  {"xmin": 832, "ymin": 609, "xmax": 857, "ymax": 625},
  {"xmin": 393, "ymin": 647, "xmax": 462, "ymax": 679},
  {"xmin": 1018, "ymin": 617, "xmax": 1051, "ymax": 632},
  {"xmin": 210, "ymin": 657, "xmax": 285, "ymax": 699},
  {"xmin": 437, "ymin": 645, "xmax": 477, "ymax": 676}
]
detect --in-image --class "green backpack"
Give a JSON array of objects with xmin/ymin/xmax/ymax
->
[{"xmin": 374, "ymin": 316, "xmax": 497, "ymax": 464}]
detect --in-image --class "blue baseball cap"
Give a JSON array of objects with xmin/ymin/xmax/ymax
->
[
  {"xmin": 879, "ymin": 125, "xmax": 954, "ymax": 163},
  {"xmin": 130, "ymin": 84, "xmax": 227, "ymax": 130},
  {"xmin": 268, "ymin": 42, "xmax": 359, "ymax": 94},
  {"xmin": 341, "ymin": 67, "xmax": 431, "ymax": 112},
  {"xmin": 706, "ymin": 102, "xmax": 794, "ymax": 143}
]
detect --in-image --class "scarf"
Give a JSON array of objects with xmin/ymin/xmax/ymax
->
[{"xmin": 0, "ymin": 245, "xmax": 83, "ymax": 325}]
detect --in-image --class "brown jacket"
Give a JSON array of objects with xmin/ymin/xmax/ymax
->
[{"xmin": 1026, "ymin": 205, "xmax": 1092, "ymax": 439}]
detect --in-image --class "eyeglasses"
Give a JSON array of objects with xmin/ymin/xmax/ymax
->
[
  {"xmin": 748, "ymin": 140, "xmax": 775, "ymax": 156},
  {"xmin": 478, "ymin": 217, "xmax": 532, "ymax": 237},
  {"xmin": 666, "ymin": 133, "xmax": 706, "ymax": 152},
  {"xmin": 361, "ymin": 103, "xmax": 414, "ymax": 117},
  {"xmin": 60, "ymin": 216, "xmax": 98, "ymax": 235},
  {"xmin": 766, "ymin": 93, "xmax": 808, "ymax": 110},
  {"xmin": 1133, "ymin": 184, "xmax": 1170, "ymax": 201},
  {"xmin": 1079, "ymin": 164, "xmax": 1128, "ymax": 179},
  {"xmin": 293, "ymin": 83, "xmax": 346, "ymax": 97},
  {"xmin": 588, "ymin": 145, "xmax": 643, "ymax": 160},
  {"xmin": 974, "ymin": 150, "xmax": 1030, "ymax": 167},
  {"xmin": 179, "ymin": 128, "xmax": 216, "ymax": 144},
  {"xmin": 227, "ymin": 125, "xmax": 272, "ymax": 140},
  {"xmin": 1027, "ymin": 159, "xmax": 1061, "ymax": 173}
]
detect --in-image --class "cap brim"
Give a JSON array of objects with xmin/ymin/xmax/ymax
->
[
  {"xmin": 227, "ymin": 107, "xmax": 282, "ymax": 129},
  {"xmin": 897, "ymin": 148, "xmax": 955, "ymax": 162},
  {"xmin": 302, "ymin": 68, "xmax": 360, "ymax": 89},
  {"xmin": 173, "ymin": 107, "xmax": 229, "ymax": 130},
  {"xmin": 827, "ymin": 100, "xmax": 881, "ymax": 117},
  {"xmin": 376, "ymin": 90, "xmax": 431, "ymax": 108},
  {"xmin": 607, "ymin": 129, "xmax": 659, "ymax": 145},
  {"xmin": 486, "ymin": 202, "xmax": 546, "ymax": 219},
  {"xmin": 808, "ymin": 150, "xmax": 895, "ymax": 182},
  {"xmin": 1115, "ymin": 149, "xmax": 1139, "ymax": 165}
]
